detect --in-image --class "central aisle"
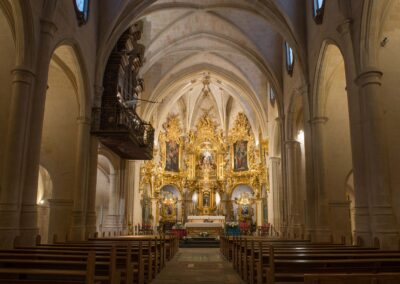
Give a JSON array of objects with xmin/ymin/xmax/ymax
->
[{"xmin": 151, "ymin": 248, "xmax": 245, "ymax": 284}]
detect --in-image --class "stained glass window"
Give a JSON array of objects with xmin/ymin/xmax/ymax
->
[
  {"xmin": 74, "ymin": 0, "xmax": 89, "ymax": 25},
  {"xmin": 313, "ymin": 0, "xmax": 325, "ymax": 24},
  {"xmin": 76, "ymin": 0, "xmax": 85, "ymax": 12},
  {"xmin": 285, "ymin": 42, "xmax": 294, "ymax": 76}
]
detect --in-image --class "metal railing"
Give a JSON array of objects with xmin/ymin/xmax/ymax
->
[{"xmin": 92, "ymin": 105, "xmax": 154, "ymax": 147}]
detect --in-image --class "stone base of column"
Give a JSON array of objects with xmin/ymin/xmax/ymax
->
[
  {"xmin": 373, "ymin": 232, "xmax": 399, "ymax": 250},
  {"xmin": 287, "ymin": 224, "xmax": 304, "ymax": 239},
  {"xmin": 85, "ymin": 211, "xmax": 97, "ymax": 239},
  {"xmin": 19, "ymin": 203, "xmax": 39, "ymax": 246},
  {"xmin": 70, "ymin": 210, "xmax": 86, "ymax": 241},
  {"xmin": 308, "ymin": 227, "xmax": 332, "ymax": 243},
  {"xmin": 370, "ymin": 206, "xmax": 399, "ymax": 249},
  {"xmin": 0, "ymin": 228, "xmax": 20, "ymax": 248}
]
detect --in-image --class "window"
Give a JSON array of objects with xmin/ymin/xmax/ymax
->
[
  {"xmin": 285, "ymin": 42, "xmax": 294, "ymax": 76},
  {"xmin": 74, "ymin": 0, "xmax": 89, "ymax": 25},
  {"xmin": 269, "ymin": 88, "xmax": 276, "ymax": 106},
  {"xmin": 313, "ymin": 0, "xmax": 325, "ymax": 24}
]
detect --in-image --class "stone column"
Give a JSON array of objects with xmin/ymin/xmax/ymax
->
[
  {"xmin": 309, "ymin": 117, "xmax": 331, "ymax": 242},
  {"xmin": 276, "ymin": 117, "xmax": 288, "ymax": 235},
  {"xmin": 70, "ymin": 116, "xmax": 91, "ymax": 240},
  {"xmin": 285, "ymin": 140, "xmax": 302, "ymax": 236},
  {"xmin": 255, "ymin": 199, "xmax": 263, "ymax": 227},
  {"xmin": 151, "ymin": 198, "xmax": 158, "ymax": 229},
  {"xmin": 269, "ymin": 156, "xmax": 283, "ymax": 236},
  {"xmin": 355, "ymin": 69, "xmax": 399, "ymax": 249},
  {"xmin": 0, "ymin": 67, "xmax": 36, "ymax": 248},
  {"xmin": 126, "ymin": 161, "xmax": 135, "ymax": 230},
  {"xmin": 19, "ymin": 17, "xmax": 58, "ymax": 246},
  {"xmin": 337, "ymin": 19, "xmax": 372, "ymax": 246},
  {"xmin": 85, "ymin": 136, "xmax": 98, "ymax": 238},
  {"xmin": 132, "ymin": 161, "xmax": 142, "ymax": 226},
  {"xmin": 109, "ymin": 173, "xmax": 117, "ymax": 215}
]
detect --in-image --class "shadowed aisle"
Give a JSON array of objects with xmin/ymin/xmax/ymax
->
[{"xmin": 151, "ymin": 248, "xmax": 245, "ymax": 284}]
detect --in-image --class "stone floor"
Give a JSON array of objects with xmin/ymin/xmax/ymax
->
[{"xmin": 151, "ymin": 248, "xmax": 245, "ymax": 284}]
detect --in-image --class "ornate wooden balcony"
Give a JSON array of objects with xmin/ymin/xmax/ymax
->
[{"xmin": 91, "ymin": 105, "xmax": 154, "ymax": 160}]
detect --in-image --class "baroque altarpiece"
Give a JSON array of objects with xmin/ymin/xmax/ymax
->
[{"xmin": 139, "ymin": 112, "xmax": 268, "ymax": 227}]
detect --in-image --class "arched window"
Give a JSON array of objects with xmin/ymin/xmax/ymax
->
[
  {"xmin": 74, "ymin": 0, "xmax": 89, "ymax": 25},
  {"xmin": 269, "ymin": 87, "xmax": 276, "ymax": 106},
  {"xmin": 285, "ymin": 42, "xmax": 294, "ymax": 76},
  {"xmin": 313, "ymin": 0, "xmax": 325, "ymax": 24}
]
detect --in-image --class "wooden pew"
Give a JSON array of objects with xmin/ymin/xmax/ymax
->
[
  {"xmin": 224, "ymin": 236, "xmax": 400, "ymax": 284},
  {"xmin": 304, "ymin": 273, "xmax": 400, "ymax": 284},
  {"xmin": 0, "ymin": 251, "xmax": 96, "ymax": 284}
]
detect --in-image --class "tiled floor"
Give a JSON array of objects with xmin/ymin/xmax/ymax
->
[{"xmin": 151, "ymin": 248, "xmax": 245, "ymax": 284}]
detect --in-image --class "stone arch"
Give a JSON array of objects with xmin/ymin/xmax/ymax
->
[
  {"xmin": 39, "ymin": 43, "xmax": 88, "ymax": 242},
  {"xmin": 95, "ymin": 153, "xmax": 117, "ymax": 234},
  {"xmin": 313, "ymin": 42, "xmax": 353, "ymax": 243},
  {"xmin": 94, "ymin": 1, "xmax": 309, "ymax": 115}
]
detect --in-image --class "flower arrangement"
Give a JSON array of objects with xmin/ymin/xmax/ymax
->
[
  {"xmin": 173, "ymin": 222, "xmax": 184, "ymax": 229},
  {"xmin": 226, "ymin": 221, "xmax": 239, "ymax": 228},
  {"xmin": 199, "ymin": 231, "xmax": 209, "ymax": 237}
]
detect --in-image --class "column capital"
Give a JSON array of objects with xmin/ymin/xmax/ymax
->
[
  {"xmin": 269, "ymin": 156, "xmax": 281, "ymax": 162},
  {"xmin": 309, "ymin": 117, "xmax": 328, "ymax": 125},
  {"xmin": 355, "ymin": 68, "xmax": 383, "ymax": 88},
  {"xmin": 336, "ymin": 19, "xmax": 352, "ymax": 36},
  {"xmin": 11, "ymin": 67, "xmax": 36, "ymax": 85},
  {"xmin": 285, "ymin": 140, "xmax": 301, "ymax": 146},
  {"xmin": 275, "ymin": 116, "xmax": 284, "ymax": 123},
  {"xmin": 40, "ymin": 19, "xmax": 57, "ymax": 38}
]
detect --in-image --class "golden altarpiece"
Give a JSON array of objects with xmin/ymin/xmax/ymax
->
[{"xmin": 140, "ymin": 112, "xmax": 268, "ymax": 233}]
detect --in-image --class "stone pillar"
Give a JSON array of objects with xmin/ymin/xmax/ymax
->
[
  {"xmin": 85, "ymin": 136, "xmax": 98, "ymax": 238},
  {"xmin": 0, "ymin": 67, "xmax": 35, "ymax": 248},
  {"xmin": 19, "ymin": 17, "xmax": 58, "ymax": 246},
  {"xmin": 285, "ymin": 140, "xmax": 302, "ymax": 236},
  {"xmin": 337, "ymin": 19, "xmax": 372, "ymax": 246},
  {"xmin": 269, "ymin": 157, "xmax": 283, "ymax": 236},
  {"xmin": 355, "ymin": 69, "xmax": 399, "ymax": 249},
  {"xmin": 151, "ymin": 198, "xmax": 158, "ymax": 229},
  {"xmin": 132, "ymin": 161, "xmax": 142, "ymax": 226},
  {"xmin": 47, "ymin": 199, "xmax": 73, "ymax": 242},
  {"xmin": 126, "ymin": 161, "xmax": 135, "ymax": 230},
  {"xmin": 255, "ymin": 199, "xmax": 263, "ymax": 227},
  {"xmin": 109, "ymin": 173, "xmax": 117, "ymax": 215},
  {"xmin": 309, "ymin": 117, "xmax": 331, "ymax": 242},
  {"xmin": 70, "ymin": 116, "xmax": 91, "ymax": 240}
]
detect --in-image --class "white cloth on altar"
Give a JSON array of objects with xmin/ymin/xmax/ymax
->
[
  {"xmin": 187, "ymin": 215, "xmax": 225, "ymax": 221},
  {"xmin": 185, "ymin": 222, "xmax": 223, "ymax": 228}
]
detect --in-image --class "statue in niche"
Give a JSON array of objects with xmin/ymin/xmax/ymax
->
[{"xmin": 203, "ymin": 194, "xmax": 210, "ymax": 207}]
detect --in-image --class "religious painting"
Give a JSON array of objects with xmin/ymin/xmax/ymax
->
[
  {"xmin": 233, "ymin": 140, "xmax": 248, "ymax": 171},
  {"xmin": 165, "ymin": 140, "xmax": 179, "ymax": 172}
]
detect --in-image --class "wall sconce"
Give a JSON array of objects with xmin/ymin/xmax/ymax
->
[{"xmin": 381, "ymin": 37, "xmax": 389, "ymax": 47}]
